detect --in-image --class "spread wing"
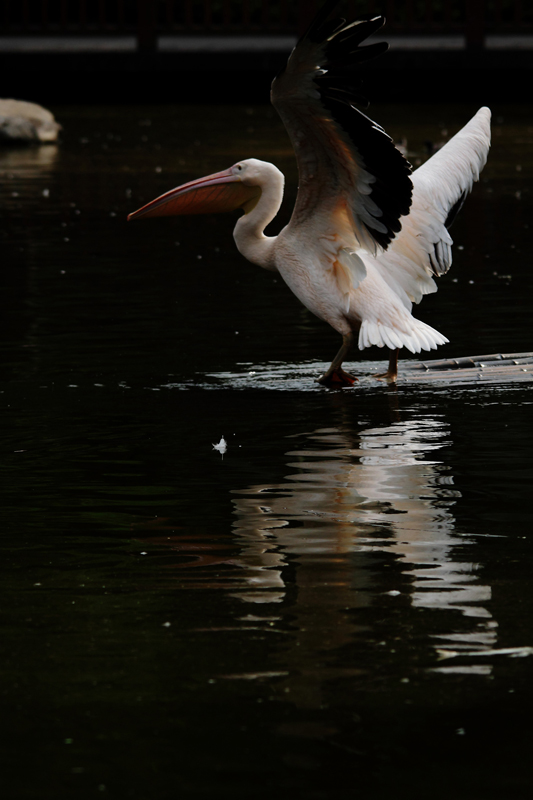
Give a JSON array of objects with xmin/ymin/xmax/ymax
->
[
  {"xmin": 371, "ymin": 107, "xmax": 492, "ymax": 310},
  {"xmin": 271, "ymin": 1, "xmax": 413, "ymax": 257}
]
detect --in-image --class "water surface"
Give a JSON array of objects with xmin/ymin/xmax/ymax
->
[{"xmin": 1, "ymin": 103, "xmax": 532, "ymax": 799}]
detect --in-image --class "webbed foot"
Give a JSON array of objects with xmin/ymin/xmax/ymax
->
[
  {"xmin": 374, "ymin": 369, "xmax": 397, "ymax": 383},
  {"xmin": 374, "ymin": 348, "xmax": 398, "ymax": 383},
  {"xmin": 317, "ymin": 367, "xmax": 358, "ymax": 387}
]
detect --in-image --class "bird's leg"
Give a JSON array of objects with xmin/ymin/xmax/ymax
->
[
  {"xmin": 375, "ymin": 348, "xmax": 399, "ymax": 382},
  {"xmin": 317, "ymin": 332, "xmax": 358, "ymax": 387}
]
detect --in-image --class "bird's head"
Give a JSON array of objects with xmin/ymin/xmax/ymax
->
[{"xmin": 127, "ymin": 158, "xmax": 282, "ymax": 221}]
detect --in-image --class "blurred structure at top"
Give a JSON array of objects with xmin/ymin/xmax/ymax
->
[{"xmin": 0, "ymin": 1, "xmax": 531, "ymax": 103}]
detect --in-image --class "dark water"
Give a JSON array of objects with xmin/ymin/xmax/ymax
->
[{"xmin": 1, "ymin": 103, "xmax": 532, "ymax": 799}]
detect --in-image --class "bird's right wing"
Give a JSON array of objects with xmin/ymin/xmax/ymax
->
[
  {"xmin": 372, "ymin": 107, "xmax": 492, "ymax": 310},
  {"xmin": 271, "ymin": 1, "xmax": 413, "ymax": 258}
]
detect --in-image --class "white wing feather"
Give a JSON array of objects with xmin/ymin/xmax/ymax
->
[{"xmin": 369, "ymin": 107, "xmax": 492, "ymax": 312}]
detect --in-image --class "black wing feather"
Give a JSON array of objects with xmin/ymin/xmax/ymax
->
[
  {"xmin": 316, "ymin": 15, "xmax": 412, "ymax": 246},
  {"xmin": 272, "ymin": 2, "xmax": 412, "ymax": 251}
]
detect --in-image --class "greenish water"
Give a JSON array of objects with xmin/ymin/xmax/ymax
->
[{"xmin": 1, "ymin": 103, "xmax": 532, "ymax": 799}]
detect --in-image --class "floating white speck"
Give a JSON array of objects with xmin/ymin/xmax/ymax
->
[
  {"xmin": 42, "ymin": 188, "xmax": 50, "ymax": 197},
  {"xmin": 386, "ymin": 590, "xmax": 400, "ymax": 596},
  {"xmin": 213, "ymin": 436, "xmax": 227, "ymax": 456},
  {"xmin": 162, "ymin": 622, "xmax": 171, "ymax": 627}
]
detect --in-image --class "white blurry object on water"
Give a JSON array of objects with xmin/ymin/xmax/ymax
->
[
  {"xmin": 213, "ymin": 436, "xmax": 227, "ymax": 456},
  {"xmin": 0, "ymin": 99, "xmax": 61, "ymax": 143}
]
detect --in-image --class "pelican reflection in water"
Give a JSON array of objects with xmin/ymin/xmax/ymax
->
[{"xmin": 229, "ymin": 412, "xmax": 496, "ymax": 702}]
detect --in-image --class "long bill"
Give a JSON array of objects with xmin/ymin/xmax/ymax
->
[{"xmin": 127, "ymin": 168, "xmax": 261, "ymax": 221}]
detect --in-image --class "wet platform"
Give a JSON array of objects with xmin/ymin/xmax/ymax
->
[
  {"xmin": 177, "ymin": 352, "xmax": 533, "ymax": 392},
  {"xmin": 402, "ymin": 351, "xmax": 533, "ymax": 385}
]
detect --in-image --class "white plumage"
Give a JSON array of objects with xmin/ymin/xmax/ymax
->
[
  {"xmin": 355, "ymin": 106, "xmax": 491, "ymax": 356},
  {"xmin": 128, "ymin": 2, "xmax": 491, "ymax": 386}
]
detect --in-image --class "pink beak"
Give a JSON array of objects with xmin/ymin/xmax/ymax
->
[{"xmin": 127, "ymin": 167, "xmax": 258, "ymax": 221}]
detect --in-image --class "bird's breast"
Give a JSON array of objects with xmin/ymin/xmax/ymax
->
[{"xmin": 274, "ymin": 242, "xmax": 353, "ymax": 336}]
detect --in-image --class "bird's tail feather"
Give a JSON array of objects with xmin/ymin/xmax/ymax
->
[{"xmin": 358, "ymin": 317, "xmax": 448, "ymax": 353}]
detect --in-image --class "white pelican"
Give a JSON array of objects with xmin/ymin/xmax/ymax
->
[{"xmin": 128, "ymin": 0, "xmax": 491, "ymax": 386}]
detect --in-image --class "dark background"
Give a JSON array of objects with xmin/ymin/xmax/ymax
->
[{"xmin": 1, "ymin": 0, "xmax": 532, "ymax": 104}]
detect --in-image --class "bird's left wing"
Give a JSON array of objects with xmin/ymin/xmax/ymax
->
[
  {"xmin": 271, "ymin": 0, "xmax": 412, "ymax": 256},
  {"xmin": 371, "ymin": 106, "xmax": 492, "ymax": 310}
]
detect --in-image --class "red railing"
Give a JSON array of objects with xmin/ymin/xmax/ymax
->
[{"xmin": 1, "ymin": 1, "xmax": 531, "ymax": 42}]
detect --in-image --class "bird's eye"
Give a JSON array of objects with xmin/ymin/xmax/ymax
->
[{"xmin": 236, "ymin": 164, "xmax": 243, "ymax": 171}]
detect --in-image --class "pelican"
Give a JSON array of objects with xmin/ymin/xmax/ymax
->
[{"xmin": 128, "ymin": 0, "xmax": 491, "ymax": 386}]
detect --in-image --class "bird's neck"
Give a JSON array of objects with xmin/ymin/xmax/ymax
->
[{"xmin": 233, "ymin": 171, "xmax": 284, "ymax": 271}]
